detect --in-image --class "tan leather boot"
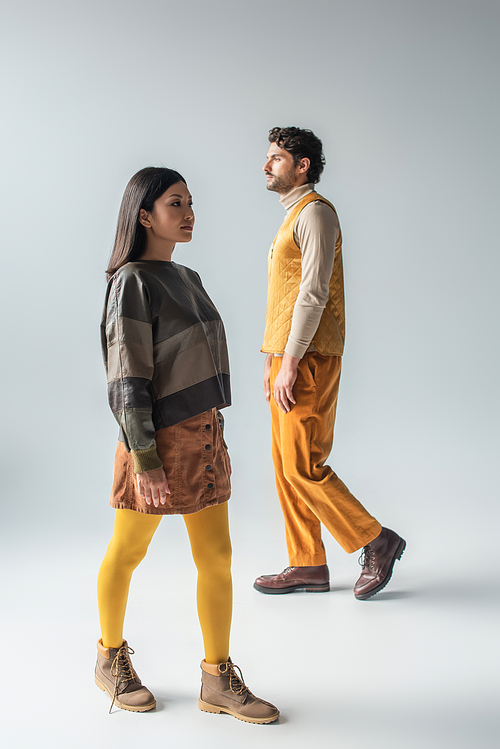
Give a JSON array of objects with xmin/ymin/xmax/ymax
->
[
  {"xmin": 199, "ymin": 658, "xmax": 279, "ymax": 724},
  {"xmin": 94, "ymin": 639, "xmax": 156, "ymax": 713}
]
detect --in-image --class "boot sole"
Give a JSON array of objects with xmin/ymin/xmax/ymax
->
[
  {"xmin": 198, "ymin": 698, "xmax": 279, "ymax": 724},
  {"xmin": 253, "ymin": 582, "xmax": 330, "ymax": 595},
  {"xmin": 94, "ymin": 674, "xmax": 156, "ymax": 712},
  {"xmin": 354, "ymin": 538, "xmax": 406, "ymax": 600}
]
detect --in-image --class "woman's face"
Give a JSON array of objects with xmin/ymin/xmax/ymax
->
[{"xmin": 139, "ymin": 181, "xmax": 194, "ymax": 246}]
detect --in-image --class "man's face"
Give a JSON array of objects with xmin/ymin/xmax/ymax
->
[{"xmin": 263, "ymin": 143, "xmax": 302, "ymax": 195}]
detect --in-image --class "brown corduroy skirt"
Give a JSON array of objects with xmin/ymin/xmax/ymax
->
[{"xmin": 110, "ymin": 408, "xmax": 231, "ymax": 515}]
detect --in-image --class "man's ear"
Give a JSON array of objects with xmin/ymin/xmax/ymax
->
[
  {"xmin": 138, "ymin": 208, "xmax": 152, "ymax": 228},
  {"xmin": 297, "ymin": 157, "xmax": 310, "ymax": 175}
]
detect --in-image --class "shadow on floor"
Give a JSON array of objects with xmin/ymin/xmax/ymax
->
[{"xmin": 365, "ymin": 581, "xmax": 500, "ymax": 606}]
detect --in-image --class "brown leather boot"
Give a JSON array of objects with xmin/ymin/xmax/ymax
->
[
  {"xmin": 253, "ymin": 564, "xmax": 330, "ymax": 594},
  {"xmin": 199, "ymin": 659, "xmax": 279, "ymax": 724},
  {"xmin": 94, "ymin": 639, "xmax": 156, "ymax": 712},
  {"xmin": 354, "ymin": 527, "xmax": 406, "ymax": 600}
]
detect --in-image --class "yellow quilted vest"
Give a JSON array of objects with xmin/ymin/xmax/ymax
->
[{"xmin": 261, "ymin": 191, "xmax": 345, "ymax": 355}]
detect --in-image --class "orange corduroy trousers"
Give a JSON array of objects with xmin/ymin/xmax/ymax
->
[{"xmin": 270, "ymin": 352, "xmax": 381, "ymax": 565}]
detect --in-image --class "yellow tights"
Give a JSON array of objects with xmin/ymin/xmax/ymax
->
[{"xmin": 97, "ymin": 502, "xmax": 232, "ymax": 664}]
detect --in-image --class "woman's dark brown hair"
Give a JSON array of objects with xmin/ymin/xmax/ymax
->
[
  {"xmin": 106, "ymin": 167, "xmax": 186, "ymax": 280},
  {"xmin": 268, "ymin": 126, "xmax": 326, "ymax": 184}
]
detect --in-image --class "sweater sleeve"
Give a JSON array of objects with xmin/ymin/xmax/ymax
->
[
  {"xmin": 284, "ymin": 201, "xmax": 339, "ymax": 359},
  {"xmin": 103, "ymin": 271, "xmax": 163, "ymax": 473}
]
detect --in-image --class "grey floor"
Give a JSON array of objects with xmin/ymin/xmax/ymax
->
[{"xmin": 2, "ymin": 491, "xmax": 499, "ymax": 749}]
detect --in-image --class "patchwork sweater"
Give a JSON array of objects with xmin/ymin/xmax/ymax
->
[{"xmin": 101, "ymin": 260, "xmax": 231, "ymax": 473}]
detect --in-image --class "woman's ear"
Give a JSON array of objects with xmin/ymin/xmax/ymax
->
[{"xmin": 138, "ymin": 208, "xmax": 152, "ymax": 228}]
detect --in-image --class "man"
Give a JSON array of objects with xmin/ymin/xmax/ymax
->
[{"xmin": 254, "ymin": 127, "xmax": 405, "ymax": 600}]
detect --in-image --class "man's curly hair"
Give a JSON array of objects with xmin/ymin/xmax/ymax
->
[{"xmin": 268, "ymin": 126, "xmax": 325, "ymax": 184}]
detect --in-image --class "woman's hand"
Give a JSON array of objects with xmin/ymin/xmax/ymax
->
[
  {"xmin": 135, "ymin": 467, "xmax": 170, "ymax": 507},
  {"xmin": 263, "ymin": 353, "xmax": 273, "ymax": 403}
]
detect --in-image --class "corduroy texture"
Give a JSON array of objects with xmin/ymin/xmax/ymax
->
[
  {"xmin": 270, "ymin": 352, "xmax": 381, "ymax": 562},
  {"xmin": 262, "ymin": 192, "xmax": 345, "ymax": 356},
  {"xmin": 110, "ymin": 408, "xmax": 230, "ymax": 515}
]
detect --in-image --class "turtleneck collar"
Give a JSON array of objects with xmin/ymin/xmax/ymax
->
[{"xmin": 279, "ymin": 183, "xmax": 316, "ymax": 213}]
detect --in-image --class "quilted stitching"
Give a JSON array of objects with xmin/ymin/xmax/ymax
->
[{"xmin": 262, "ymin": 193, "xmax": 345, "ymax": 355}]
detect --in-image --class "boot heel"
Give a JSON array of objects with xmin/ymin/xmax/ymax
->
[
  {"xmin": 396, "ymin": 540, "xmax": 406, "ymax": 560},
  {"xmin": 199, "ymin": 698, "xmax": 222, "ymax": 714},
  {"xmin": 306, "ymin": 584, "xmax": 330, "ymax": 593}
]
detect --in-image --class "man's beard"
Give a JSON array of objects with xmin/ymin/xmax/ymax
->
[{"xmin": 266, "ymin": 167, "xmax": 297, "ymax": 194}]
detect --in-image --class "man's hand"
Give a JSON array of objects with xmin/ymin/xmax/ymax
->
[
  {"xmin": 136, "ymin": 467, "xmax": 170, "ymax": 508},
  {"xmin": 273, "ymin": 353, "xmax": 300, "ymax": 413},
  {"xmin": 263, "ymin": 353, "xmax": 273, "ymax": 403}
]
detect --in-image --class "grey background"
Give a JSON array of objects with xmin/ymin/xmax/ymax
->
[{"xmin": 1, "ymin": 1, "xmax": 499, "ymax": 747}]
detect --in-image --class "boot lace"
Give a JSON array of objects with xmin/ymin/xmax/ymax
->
[
  {"xmin": 219, "ymin": 660, "xmax": 250, "ymax": 696},
  {"xmin": 109, "ymin": 644, "xmax": 138, "ymax": 713},
  {"xmin": 358, "ymin": 545, "xmax": 376, "ymax": 572}
]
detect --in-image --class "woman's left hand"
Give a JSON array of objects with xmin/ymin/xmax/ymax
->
[{"xmin": 135, "ymin": 467, "xmax": 170, "ymax": 507}]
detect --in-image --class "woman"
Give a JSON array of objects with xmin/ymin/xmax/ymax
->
[{"xmin": 96, "ymin": 167, "xmax": 279, "ymax": 724}]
